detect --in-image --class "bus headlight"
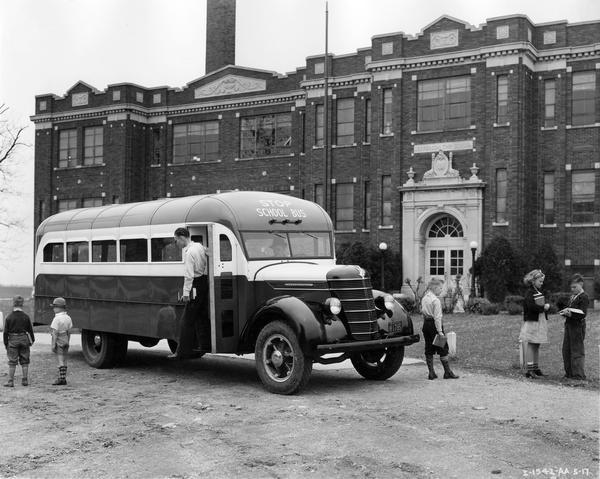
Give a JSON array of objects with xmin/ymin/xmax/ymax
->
[
  {"xmin": 384, "ymin": 294, "xmax": 395, "ymax": 312},
  {"xmin": 325, "ymin": 297, "xmax": 342, "ymax": 315}
]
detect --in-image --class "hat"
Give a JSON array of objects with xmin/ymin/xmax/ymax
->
[
  {"xmin": 50, "ymin": 297, "xmax": 67, "ymax": 308},
  {"xmin": 13, "ymin": 296, "xmax": 24, "ymax": 308}
]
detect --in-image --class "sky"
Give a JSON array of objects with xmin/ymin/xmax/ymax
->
[{"xmin": 1, "ymin": 0, "xmax": 599, "ymax": 286}]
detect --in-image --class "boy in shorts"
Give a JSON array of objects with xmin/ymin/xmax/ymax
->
[
  {"xmin": 3, "ymin": 296, "xmax": 35, "ymax": 387},
  {"xmin": 50, "ymin": 297, "xmax": 73, "ymax": 385}
]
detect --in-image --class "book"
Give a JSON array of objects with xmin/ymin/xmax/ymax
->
[
  {"xmin": 559, "ymin": 307, "xmax": 584, "ymax": 316},
  {"xmin": 533, "ymin": 293, "xmax": 545, "ymax": 307},
  {"xmin": 433, "ymin": 334, "xmax": 447, "ymax": 348}
]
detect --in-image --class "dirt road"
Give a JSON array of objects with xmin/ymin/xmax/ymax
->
[{"xmin": 0, "ymin": 335, "xmax": 597, "ymax": 479}]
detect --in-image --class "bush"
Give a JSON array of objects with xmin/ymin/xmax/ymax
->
[
  {"xmin": 467, "ymin": 297, "xmax": 499, "ymax": 315},
  {"xmin": 523, "ymin": 239, "xmax": 564, "ymax": 293},
  {"xmin": 479, "ymin": 236, "xmax": 522, "ymax": 303},
  {"xmin": 504, "ymin": 295, "xmax": 524, "ymax": 315},
  {"xmin": 481, "ymin": 301, "xmax": 501, "ymax": 315}
]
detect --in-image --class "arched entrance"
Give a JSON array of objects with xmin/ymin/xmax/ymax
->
[{"xmin": 425, "ymin": 215, "xmax": 465, "ymax": 280}]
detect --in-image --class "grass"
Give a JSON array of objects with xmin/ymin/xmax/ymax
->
[{"xmin": 411, "ymin": 310, "xmax": 599, "ymax": 389}]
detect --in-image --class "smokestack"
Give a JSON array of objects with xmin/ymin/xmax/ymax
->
[{"xmin": 205, "ymin": 0, "xmax": 236, "ymax": 73}]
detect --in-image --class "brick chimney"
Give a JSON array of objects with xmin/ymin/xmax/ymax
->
[{"xmin": 205, "ymin": 0, "xmax": 236, "ymax": 73}]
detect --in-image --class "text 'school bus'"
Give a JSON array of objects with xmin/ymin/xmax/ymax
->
[{"xmin": 34, "ymin": 191, "xmax": 419, "ymax": 394}]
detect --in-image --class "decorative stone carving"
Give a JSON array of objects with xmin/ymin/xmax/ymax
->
[
  {"xmin": 406, "ymin": 166, "xmax": 416, "ymax": 185},
  {"xmin": 194, "ymin": 75, "xmax": 267, "ymax": 99},
  {"xmin": 424, "ymin": 150, "xmax": 459, "ymax": 179},
  {"xmin": 381, "ymin": 42, "xmax": 394, "ymax": 55},
  {"xmin": 496, "ymin": 25, "xmax": 509, "ymax": 39},
  {"xmin": 543, "ymin": 30, "xmax": 556, "ymax": 45},
  {"xmin": 469, "ymin": 163, "xmax": 480, "ymax": 180},
  {"xmin": 430, "ymin": 29, "xmax": 459, "ymax": 50},
  {"xmin": 72, "ymin": 92, "xmax": 89, "ymax": 107}
]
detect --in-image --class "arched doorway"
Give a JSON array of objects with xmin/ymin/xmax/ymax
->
[{"xmin": 425, "ymin": 215, "xmax": 465, "ymax": 280}]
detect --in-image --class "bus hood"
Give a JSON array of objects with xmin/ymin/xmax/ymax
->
[{"xmin": 253, "ymin": 261, "xmax": 341, "ymax": 283}]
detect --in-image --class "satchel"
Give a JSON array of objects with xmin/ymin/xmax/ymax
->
[{"xmin": 433, "ymin": 334, "xmax": 447, "ymax": 348}]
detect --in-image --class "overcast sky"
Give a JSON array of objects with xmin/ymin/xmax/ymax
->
[{"xmin": 1, "ymin": 0, "xmax": 599, "ymax": 286}]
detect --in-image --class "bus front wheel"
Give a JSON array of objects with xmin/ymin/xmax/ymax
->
[
  {"xmin": 350, "ymin": 346, "xmax": 404, "ymax": 380},
  {"xmin": 255, "ymin": 321, "xmax": 312, "ymax": 395},
  {"xmin": 81, "ymin": 329, "xmax": 127, "ymax": 369}
]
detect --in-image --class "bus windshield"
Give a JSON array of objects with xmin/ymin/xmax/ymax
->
[{"xmin": 242, "ymin": 231, "xmax": 332, "ymax": 259}]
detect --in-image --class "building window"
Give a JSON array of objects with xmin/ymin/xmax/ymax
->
[
  {"xmin": 59, "ymin": 129, "xmax": 78, "ymax": 168},
  {"xmin": 315, "ymin": 104, "xmax": 324, "ymax": 147},
  {"xmin": 572, "ymin": 72, "xmax": 596, "ymax": 126},
  {"xmin": 497, "ymin": 75, "xmax": 509, "ymax": 124},
  {"xmin": 496, "ymin": 168, "xmax": 507, "ymax": 223},
  {"xmin": 240, "ymin": 113, "xmax": 291, "ymax": 159},
  {"xmin": 381, "ymin": 175, "xmax": 392, "ymax": 226},
  {"xmin": 153, "ymin": 93, "xmax": 161, "ymax": 104},
  {"xmin": 336, "ymin": 98, "xmax": 354, "ymax": 146},
  {"xmin": 450, "ymin": 250, "xmax": 464, "ymax": 276},
  {"xmin": 314, "ymin": 62, "xmax": 324, "ymax": 74},
  {"xmin": 543, "ymin": 172, "xmax": 555, "ymax": 224},
  {"xmin": 83, "ymin": 197, "xmax": 103, "ymax": 208},
  {"xmin": 83, "ymin": 127, "xmax": 103, "ymax": 165},
  {"xmin": 314, "ymin": 184, "xmax": 324, "ymax": 208},
  {"xmin": 429, "ymin": 250, "xmax": 445, "ymax": 276},
  {"xmin": 381, "ymin": 88, "xmax": 393, "ymax": 134},
  {"xmin": 363, "ymin": 181, "xmax": 371, "ymax": 229},
  {"xmin": 571, "ymin": 170, "xmax": 595, "ymax": 223},
  {"xmin": 544, "ymin": 79, "xmax": 556, "ymax": 127},
  {"xmin": 428, "ymin": 216, "xmax": 463, "ymax": 237},
  {"xmin": 58, "ymin": 199, "xmax": 78, "ymax": 212},
  {"xmin": 173, "ymin": 121, "xmax": 219, "ymax": 164},
  {"xmin": 417, "ymin": 76, "xmax": 471, "ymax": 131},
  {"xmin": 112, "ymin": 90, "xmax": 121, "ymax": 101},
  {"xmin": 136, "ymin": 92, "xmax": 144, "ymax": 103},
  {"xmin": 335, "ymin": 183, "xmax": 354, "ymax": 230},
  {"xmin": 152, "ymin": 128, "xmax": 161, "ymax": 165},
  {"xmin": 365, "ymin": 99, "xmax": 372, "ymax": 143},
  {"xmin": 381, "ymin": 42, "xmax": 393, "ymax": 55}
]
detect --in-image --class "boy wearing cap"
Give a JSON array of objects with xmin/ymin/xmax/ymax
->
[
  {"xmin": 3, "ymin": 296, "xmax": 34, "ymax": 387},
  {"xmin": 50, "ymin": 297, "xmax": 72, "ymax": 385}
]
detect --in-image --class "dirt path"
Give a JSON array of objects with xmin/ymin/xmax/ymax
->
[{"xmin": 0, "ymin": 336, "xmax": 597, "ymax": 479}]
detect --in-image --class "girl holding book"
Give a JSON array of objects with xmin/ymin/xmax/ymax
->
[{"xmin": 520, "ymin": 269, "xmax": 550, "ymax": 379}]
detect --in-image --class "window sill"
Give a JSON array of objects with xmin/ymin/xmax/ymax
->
[
  {"xmin": 312, "ymin": 145, "xmax": 324, "ymax": 150},
  {"xmin": 379, "ymin": 133, "xmax": 394, "ymax": 138},
  {"xmin": 54, "ymin": 163, "xmax": 106, "ymax": 171},
  {"xmin": 565, "ymin": 222, "xmax": 600, "ymax": 228},
  {"xmin": 332, "ymin": 143, "xmax": 357, "ymax": 149},
  {"xmin": 234, "ymin": 153, "xmax": 294, "ymax": 161},
  {"xmin": 150, "ymin": 163, "xmax": 162, "ymax": 168},
  {"xmin": 362, "ymin": 142, "xmax": 371, "ymax": 146},
  {"xmin": 361, "ymin": 228, "xmax": 370, "ymax": 233},
  {"xmin": 168, "ymin": 159, "xmax": 222, "ymax": 166},
  {"xmin": 493, "ymin": 122, "xmax": 510, "ymax": 127},
  {"xmin": 492, "ymin": 221, "xmax": 509, "ymax": 226},
  {"xmin": 566, "ymin": 123, "xmax": 600, "ymax": 129},
  {"xmin": 411, "ymin": 125, "xmax": 476, "ymax": 135},
  {"xmin": 540, "ymin": 223, "xmax": 557, "ymax": 228},
  {"xmin": 334, "ymin": 229, "xmax": 357, "ymax": 234},
  {"xmin": 378, "ymin": 225, "xmax": 394, "ymax": 230},
  {"xmin": 540, "ymin": 126, "xmax": 558, "ymax": 131}
]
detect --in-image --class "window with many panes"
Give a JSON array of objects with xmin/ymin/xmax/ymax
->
[
  {"xmin": 58, "ymin": 199, "xmax": 78, "ymax": 212},
  {"xmin": 315, "ymin": 104, "xmax": 324, "ymax": 147},
  {"xmin": 336, "ymin": 98, "xmax": 354, "ymax": 146},
  {"xmin": 450, "ymin": 250, "xmax": 464, "ymax": 275},
  {"xmin": 173, "ymin": 121, "xmax": 219, "ymax": 164},
  {"xmin": 572, "ymin": 72, "xmax": 596, "ymax": 126},
  {"xmin": 428, "ymin": 216, "xmax": 463, "ymax": 237},
  {"xmin": 571, "ymin": 171, "xmax": 595, "ymax": 223},
  {"xmin": 364, "ymin": 99, "xmax": 372, "ymax": 143},
  {"xmin": 496, "ymin": 75, "xmax": 509, "ymax": 124},
  {"xmin": 83, "ymin": 126, "xmax": 103, "ymax": 165},
  {"xmin": 381, "ymin": 89, "xmax": 393, "ymax": 134},
  {"xmin": 544, "ymin": 79, "xmax": 556, "ymax": 127},
  {"xmin": 240, "ymin": 113, "xmax": 291, "ymax": 158},
  {"xmin": 314, "ymin": 184, "xmax": 324, "ymax": 208},
  {"xmin": 418, "ymin": 76, "xmax": 471, "ymax": 131},
  {"xmin": 59, "ymin": 129, "xmax": 78, "ymax": 168},
  {"xmin": 335, "ymin": 183, "xmax": 354, "ymax": 230},
  {"xmin": 381, "ymin": 175, "xmax": 392, "ymax": 226},
  {"xmin": 83, "ymin": 198, "xmax": 102, "ymax": 208},
  {"xmin": 429, "ymin": 250, "xmax": 444, "ymax": 276},
  {"xmin": 543, "ymin": 172, "xmax": 555, "ymax": 224},
  {"xmin": 496, "ymin": 168, "xmax": 508, "ymax": 223}
]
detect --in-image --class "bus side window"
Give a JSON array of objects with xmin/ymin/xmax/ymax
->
[
  {"xmin": 191, "ymin": 235, "xmax": 204, "ymax": 245},
  {"xmin": 151, "ymin": 238, "xmax": 182, "ymax": 262},
  {"xmin": 120, "ymin": 239, "xmax": 148, "ymax": 262},
  {"xmin": 92, "ymin": 240, "xmax": 117, "ymax": 262},
  {"xmin": 219, "ymin": 234, "xmax": 232, "ymax": 262},
  {"xmin": 43, "ymin": 243, "xmax": 64, "ymax": 262},
  {"xmin": 67, "ymin": 241, "xmax": 89, "ymax": 263}
]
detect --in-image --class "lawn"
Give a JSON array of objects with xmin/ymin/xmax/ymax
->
[{"xmin": 410, "ymin": 309, "xmax": 599, "ymax": 389}]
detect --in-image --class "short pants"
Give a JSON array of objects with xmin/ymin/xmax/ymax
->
[{"xmin": 6, "ymin": 333, "xmax": 31, "ymax": 366}]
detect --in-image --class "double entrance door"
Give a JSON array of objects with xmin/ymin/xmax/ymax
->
[{"xmin": 426, "ymin": 239, "xmax": 464, "ymax": 280}]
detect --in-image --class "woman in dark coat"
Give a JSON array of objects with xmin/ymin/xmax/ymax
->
[{"xmin": 519, "ymin": 269, "xmax": 550, "ymax": 379}]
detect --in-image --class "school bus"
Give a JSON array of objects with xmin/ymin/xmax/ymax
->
[{"xmin": 34, "ymin": 191, "xmax": 419, "ymax": 394}]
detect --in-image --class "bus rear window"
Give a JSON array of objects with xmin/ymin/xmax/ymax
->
[
  {"xmin": 151, "ymin": 238, "xmax": 181, "ymax": 262},
  {"xmin": 43, "ymin": 243, "xmax": 64, "ymax": 262},
  {"xmin": 92, "ymin": 240, "xmax": 117, "ymax": 262},
  {"xmin": 67, "ymin": 241, "xmax": 89, "ymax": 262},
  {"xmin": 120, "ymin": 239, "xmax": 148, "ymax": 262}
]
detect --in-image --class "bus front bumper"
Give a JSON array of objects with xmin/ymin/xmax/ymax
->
[{"xmin": 315, "ymin": 334, "xmax": 420, "ymax": 353}]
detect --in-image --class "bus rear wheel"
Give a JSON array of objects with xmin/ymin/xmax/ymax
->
[
  {"xmin": 81, "ymin": 329, "xmax": 127, "ymax": 369},
  {"xmin": 255, "ymin": 321, "xmax": 312, "ymax": 395},
  {"xmin": 350, "ymin": 346, "xmax": 404, "ymax": 380}
]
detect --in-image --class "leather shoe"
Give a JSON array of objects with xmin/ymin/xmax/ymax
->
[
  {"xmin": 534, "ymin": 369, "xmax": 546, "ymax": 376},
  {"xmin": 525, "ymin": 372, "xmax": 537, "ymax": 379}
]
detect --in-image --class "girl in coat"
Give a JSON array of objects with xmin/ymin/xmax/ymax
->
[{"xmin": 520, "ymin": 270, "xmax": 550, "ymax": 379}]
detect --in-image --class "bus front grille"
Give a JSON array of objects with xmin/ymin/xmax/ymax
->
[{"xmin": 327, "ymin": 278, "xmax": 378, "ymax": 340}]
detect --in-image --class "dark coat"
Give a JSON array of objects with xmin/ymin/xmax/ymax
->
[
  {"xmin": 566, "ymin": 291, "xmax": 589, "ymax": 323},
  {"xmin": 523, "ymin": 287, "xmax": 547, "ymax": 322}
]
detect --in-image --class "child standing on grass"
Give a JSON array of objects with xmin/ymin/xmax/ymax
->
[
  {"xmin": 50, "ymin": 297, "xmax": 72, "ymax": 386},
  {"xmin": 3, "ymin": 296, "xmax": 34, "ymax": 387}
]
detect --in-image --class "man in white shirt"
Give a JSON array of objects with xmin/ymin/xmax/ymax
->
[{"xmin": 168, "ymin": 227, "xmax": 209, "ymax": 359}]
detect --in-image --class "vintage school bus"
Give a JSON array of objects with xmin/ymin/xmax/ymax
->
[{"xmin": 34, "ymin": 191, "xmax": 419, "ymax": 394}]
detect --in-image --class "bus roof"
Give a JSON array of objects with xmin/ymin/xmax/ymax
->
[{"xmin": 36, "ymin": 191, "xmax": 333, "ymax": 240}]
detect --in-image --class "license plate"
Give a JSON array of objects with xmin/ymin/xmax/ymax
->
[{"xmin": 388, "ymin": 319, "xmax": 403, "ymax": 333}]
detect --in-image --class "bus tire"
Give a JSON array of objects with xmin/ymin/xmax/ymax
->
[
  {"xmin": 255, "ymin": 320, "xmax": 312, "ymax": 395},
  {"xmin": 350, "ymin": 346, "xmax": 404, "ymax": 380},
  {"xmin": 81, "ymin": 329, "xmax": 122, "ymax": 369}
]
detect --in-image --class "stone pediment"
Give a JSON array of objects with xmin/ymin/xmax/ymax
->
[{"xmin": 194, "ymin": 75, "xmax": 267, "ymax": 99}]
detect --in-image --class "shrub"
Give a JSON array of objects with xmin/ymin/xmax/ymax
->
[
  {"xmin": 522, "ymin": 239, "xmax": 564, "ymax": 293},
  {"xmin": 504, "ymin": 295, "xmax": 524, "ymax": 315},
  {"xmin": 479, "ymin": 236, "xmax": 522, "ymax": 303},
  {"xmin": 481, "ymin": 301, "xmax": 501, "ymax": 315},
  {"xmin": 468, "ymin": 297, "xmax": 492, "ymax": 315}
]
